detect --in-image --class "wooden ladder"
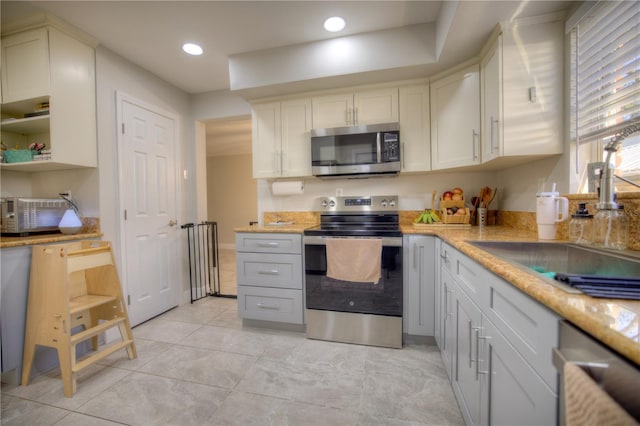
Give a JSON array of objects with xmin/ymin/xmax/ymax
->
[{"xmin": 21, "ymin": 241, "xmax": 137, "ymax": 397}]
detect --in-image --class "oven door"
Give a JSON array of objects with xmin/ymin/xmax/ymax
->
[{"xmin": 304, "ymin": 235, "xmax": 403, "ymax": 317}]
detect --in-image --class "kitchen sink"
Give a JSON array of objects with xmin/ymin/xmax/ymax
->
[{"xmin": 467, "ymin": 241, "xmax": 640, "ymax": 296}]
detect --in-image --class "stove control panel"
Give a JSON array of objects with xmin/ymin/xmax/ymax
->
[{"xmin": 318, "ymin": 195, "xmax": 398, "ymax": 212}]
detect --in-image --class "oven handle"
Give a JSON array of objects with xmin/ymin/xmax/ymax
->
[{"xmin": 303, "ymin": 235, "xmax": 403, "ymax": 247}]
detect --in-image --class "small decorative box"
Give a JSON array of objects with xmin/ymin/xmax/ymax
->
[{"xmin": 3, "ymin": 150, "xmax": 34, "ymax": 163}]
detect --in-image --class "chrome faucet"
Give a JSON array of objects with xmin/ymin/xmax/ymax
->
[{"xmin": 595, "ymin": 123, "xmax": 640, "ymax": 211}]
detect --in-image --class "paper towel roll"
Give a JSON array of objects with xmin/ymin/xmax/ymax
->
[{"xmin": 272, "ymin": 180, "xmax": 304, "ymax": 195}]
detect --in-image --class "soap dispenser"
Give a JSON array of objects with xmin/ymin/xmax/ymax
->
[{"xmin": 569, "ymin": 203, "xmax": 593, "ymax": 245}]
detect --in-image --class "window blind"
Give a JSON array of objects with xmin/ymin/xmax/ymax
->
[{"xmin": 576, "ymin": 1, "xmax": 640, "ymax": 145}]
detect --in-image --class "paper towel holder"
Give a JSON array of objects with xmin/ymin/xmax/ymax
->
[{"xmin": 271, "ymin": 180, "xmax": 304, "ymax": 196}]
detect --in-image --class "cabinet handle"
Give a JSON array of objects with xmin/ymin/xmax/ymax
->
[
  {"xmin": 476, "ymin": 327, "xmax": 490, "ymax": 379},
  {"xmin": 468, "ymin": 321, "xmax": 475, "ymax": 368},
  {"xmin": 258, "ymin": 269, "xmax": 280, "ymax": 275},
  {"xmin": 445, "ymin": 287, "xmax": 453, "ymax": 318},
  {"xmin": 257, "ymin": 242, "xmax": 279, "ymax": 247},
  {"xmin": 256, "ymin": 303, "xmax": 280, "ymax": 310},
  {"xmin": 346, "ymin": 108, "xmax": 350, "ymax": 125},
  {"xmin": 440, "ymin": 252, "xmax": 449, "ymax": 262},
  {"xmin": 354, "ymin": 107, "xmax": 358, "ymax": 124},
  {"xmin": 491, "ymin": 117, "xmax": 499, "ymax": 153},
  {"xmin": 472, "ymin": 130, "xmax": 479, "ymax": 161}
]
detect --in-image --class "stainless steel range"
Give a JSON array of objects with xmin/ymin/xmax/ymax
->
[{"xmin": 303, "ymin": 195, "xmax": 403, "ymax": 348}]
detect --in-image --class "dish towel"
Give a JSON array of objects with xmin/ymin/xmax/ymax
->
[
  {"xmin": 326, "ymin": 238, "xmax": 382, "ymax": 283},
  {"xmin": 564, "ymin": 362, "xmax": 639, "ymax": 426}
]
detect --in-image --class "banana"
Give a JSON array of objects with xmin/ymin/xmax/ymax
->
[{"xmin": 416, "ymin": 209, "xmax": 442, "ymax": 224}]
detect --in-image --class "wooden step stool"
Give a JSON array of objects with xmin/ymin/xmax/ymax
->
[{"xmin": 21, "ymin": 240, "xmax": 137, "ymax": 397}]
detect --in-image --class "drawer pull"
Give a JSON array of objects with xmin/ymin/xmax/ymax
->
[
  {"xmin": 256, "ymin": 303, "xmax": 280, "ymax": 310},
  {"xmin": 257, "ymin": 242, "xmax": 279, "ymax": 247},
  {"xmin": 258, "ymin": 270, "xmax": 280, "ymax": 275}
]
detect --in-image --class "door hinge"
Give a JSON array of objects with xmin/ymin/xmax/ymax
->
[{"xmin": 127, "ymin": 294, "xmax": 131, "ymax": 305}]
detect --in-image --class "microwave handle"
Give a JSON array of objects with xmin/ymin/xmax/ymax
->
[{"xmin": 376, "ymin": 132, "xmax": 382, "ymax": 163}]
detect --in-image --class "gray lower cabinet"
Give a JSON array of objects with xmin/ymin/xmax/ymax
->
[
  {"xmin": 403, "ymin": 235, "xmax": 436, "ymax": 336},
  {"xmin": 437, "ymin": 240, "xmax": 559, "ymax": 425},
  {"xmin": 235, "ymin": 233, "xmax": 304, "ymax": 324}
]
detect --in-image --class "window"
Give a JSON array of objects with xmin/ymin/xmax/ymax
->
[{"xmin": 572, "ymin": 1, "xmax": 640, "ymax": 190}]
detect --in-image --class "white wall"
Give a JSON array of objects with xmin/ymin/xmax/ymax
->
[
  {"xmin": 95, "ymin": 46, "xmax": 192, "ymax": 300},
  {"xmin": 258, "ymin": 171, "xmax": 499, "ymax": 220}
]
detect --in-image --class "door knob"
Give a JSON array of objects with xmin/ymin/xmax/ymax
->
[{"xmin": 168, "ymin": 219, "xmax": 177, "ymax": 227}]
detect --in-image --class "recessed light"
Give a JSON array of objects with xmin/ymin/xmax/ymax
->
[
  {"xmin": 182, "ymin": 43, "xmax": 203, "ymax": 56},
  {"xmin": 324, "ymin": 16, "xmax": 346, "ymax": 32}
]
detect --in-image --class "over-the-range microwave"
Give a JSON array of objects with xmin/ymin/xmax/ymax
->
[
  {"xmin": 310, "ymin": 122, "xmax": 400, "ymax": 179},
  {"xmin": 1, "ymin": 197, "xmax": 69, "ymax": 235}
]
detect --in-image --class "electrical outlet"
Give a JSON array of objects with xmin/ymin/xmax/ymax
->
[{"xmin": 336, "ymin": 188, "xmax": 343, "ymax": 196}]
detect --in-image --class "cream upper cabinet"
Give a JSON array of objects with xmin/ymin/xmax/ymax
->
[
  {"xmin": 252, "ymin": 98, "xmax": 312, "ymax": 179},
  {"xmin": 481, "ymin": 37, "xmax": 501, "ymax": 163},
  {"xmin": 0, "ymin": 26, "xmax": 97, "ymax": 171},
  {"xmin": 311, "ymin": 93, "xmax": 353, "ymax": 128},
  {"xmin": 280, "ymin": 98, "xmax": 312, "ymax": 177},
  {"xmin": 430, "ymin": 64, "xmax": 481, "ymax": 170},
  {"xmin": 399, "ymin": 84, "xmax": 430, "ymax": 172},
  {"xmin": 252, "ymin": 102, "xmax": 281, "ymax": 178},
  {"xmin": 481, "ymin": 18, "xmax": 564, "ymax": 165},
  {"xmin": 312, "ymin": 87, "xmax": 398, "ymax": 128},
  {"xmin": 1, "ymin": 28, "xmax": 50, "ymax": 103}
]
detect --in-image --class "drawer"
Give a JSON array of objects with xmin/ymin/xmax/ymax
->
[
  {"xmin": 482, "ymin": 272, "xmax": 560, "ymax": 390},
  {"xmin": 236, "ymin": 253, "xmax": 302, "ymax": 289},
  {"xmin": 237, "ymin": 286, "xmax": 303, "ymax": 324},
  {"xmin": 452, "ymin": 249, "xmax": 489, "ymax": 305},
  {"xmin": 236, "ymin": 233, "xmax": 302, "ymax": 254}
]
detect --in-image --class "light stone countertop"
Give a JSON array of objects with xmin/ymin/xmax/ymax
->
[
  {"xmin": 0, "ymin": 232, "xmax": 103, "ymax": 248},
  {"xmin": 237, "ymin": 222, "xmax": 640, "ymax": 365}
]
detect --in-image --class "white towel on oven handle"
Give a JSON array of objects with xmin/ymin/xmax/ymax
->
[{"xmin": 326, "ymin": 238, "xmax": 382, "ymax": 283}]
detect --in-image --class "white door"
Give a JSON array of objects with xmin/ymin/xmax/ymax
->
[{"xmin": 120, "ymin": 96, "xmax": 179, "ymax": 326}]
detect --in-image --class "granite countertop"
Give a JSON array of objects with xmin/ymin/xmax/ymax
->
[
  {"xmin": 403, "ymin": 224, "xmax": 640, "ymax": 366},
  {"xmin": 236, "ymin": 222, "xmax": 639, "ymax": 365},
  {"xmin": 1, "ymin": 232, "xmax": 104, "ymax": 248}
]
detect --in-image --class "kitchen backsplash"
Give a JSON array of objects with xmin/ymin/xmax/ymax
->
[
  {"xmin": 498, "ymin": 192, "xmax": 639, "ymax": 251},
  {"xmin": 264, "ymin": 192, "xmax": 640, "ymax": 251}
]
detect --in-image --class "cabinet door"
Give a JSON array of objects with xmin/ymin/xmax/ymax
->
[
  {"xmin": 404, "ymin": 236, "xmax": 435, "ymax": 336},
  {"xmin": 502, "ymin": 20, "xmax": 563, "ymax": 157},
  {"xmin": 440, "ymin": 267, "xmax": 457, "ymax": 381},
  {"xmin": 434, "ymin": 238, "xmax": 442, "ymax": 347},
  {"xmin": 480, "ymin": 318, "xmax": 557, "ymax": 426},
  {"xmin": 453, "ymin": 284, "xmax": 483, "ymax": 426},
  {"xmin": 1, "ymin": 28, "xmax": 50, "ymax": 103},
  {"xmin": 311, "ymin": 93, "xmax": 353, "ymax": 128},
  {"xmin": 280, "ymin": 98, "xmax": 312, "ymax": 177},
  {"xmin": 354, "ymin": 87, "xmax": 398, "ymax": 125},
  {"xmin": 399, "ymin": 85, "xmax": 430, "ymax": 172},
  {"xmin": 430, "ymin": 64, "xmax": 480, "ymax": 170},
  {"xmin": 481, "ymin": 36, "xmax": 502, "ymax": 163},
  {"xmin": 252, "ymin": 102, "xmax": 281, "ymax": 178}
]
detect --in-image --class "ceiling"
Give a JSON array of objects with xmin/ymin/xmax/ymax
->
[{"xmin": 1, "ymin": 1, "xmax": 574, "ymax": 157}]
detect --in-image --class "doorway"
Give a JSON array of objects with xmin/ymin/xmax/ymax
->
[{"xmin": 204, "ymin": 115, "xmax": 257, "ymax": 296}]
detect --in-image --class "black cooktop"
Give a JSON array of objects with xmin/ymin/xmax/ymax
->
[{"xmin": 304, "ymin": 212, "xmax": 401, "ymax": 237}]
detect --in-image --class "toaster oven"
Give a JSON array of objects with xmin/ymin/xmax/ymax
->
[{"xmin": 1, "ymin": 197, "xmax": 69, "ymax": 236}]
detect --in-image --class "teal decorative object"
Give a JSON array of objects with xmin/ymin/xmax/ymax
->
[{"xmin": 3, "ymin": 150, "xmax": 34, "ymax": 163}]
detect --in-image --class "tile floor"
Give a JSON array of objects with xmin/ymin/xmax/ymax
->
[{"xmin": 1, "ymin": 297, "xmax": 464, "ymax": 426}]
